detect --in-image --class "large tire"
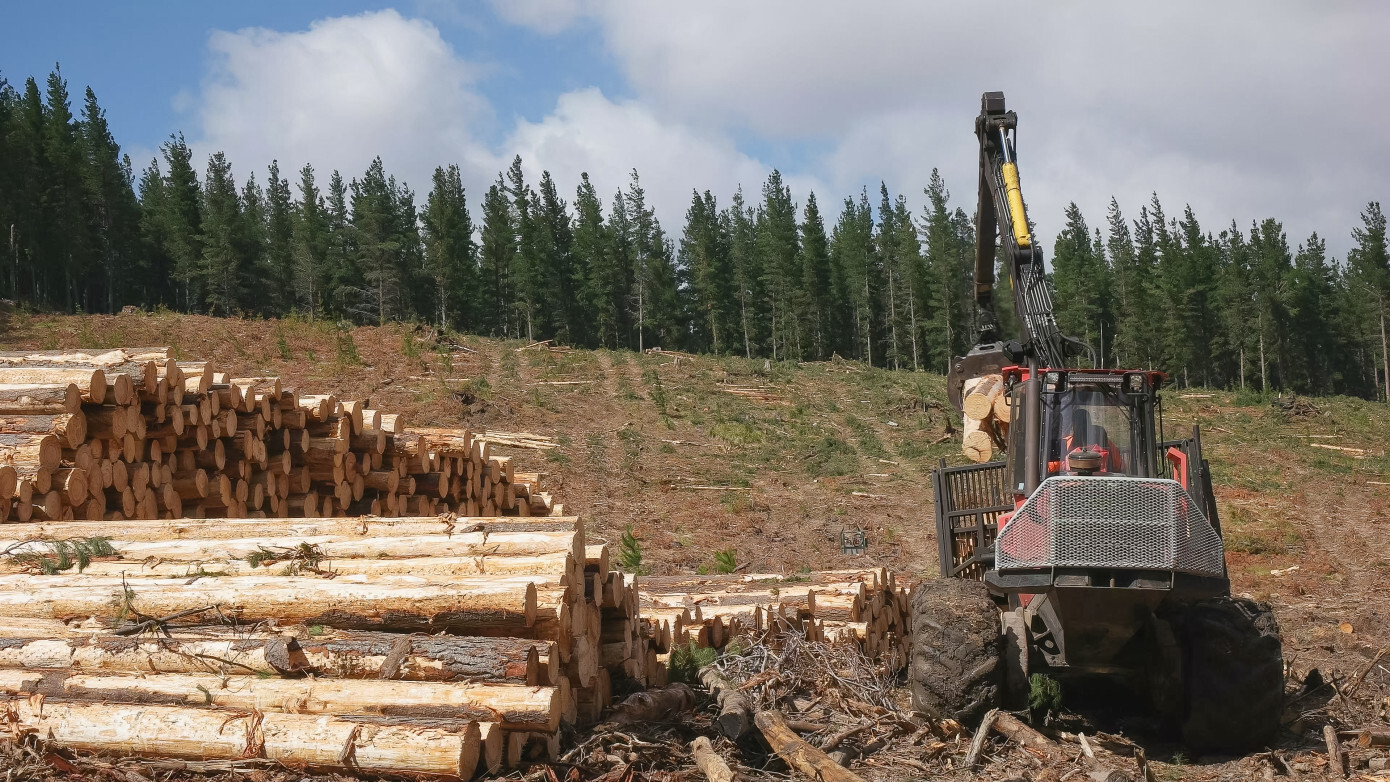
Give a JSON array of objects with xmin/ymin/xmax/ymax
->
[
  {"xmin": 909, "ymin": 578, "xmax": 1001, "ymax": 723},
  {"xmin": 1177, "ymin": 597, "xmax": 1284, "ymax": 752}
]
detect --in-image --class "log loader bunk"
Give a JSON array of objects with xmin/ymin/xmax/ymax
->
[{"xmin": 910, "ymin": 92, "xmax": 1284, "ymax": 751}]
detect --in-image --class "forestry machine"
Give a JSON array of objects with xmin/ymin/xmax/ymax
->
[{"xmin": 909, "ymin": 92, "xmax": 1284, "ymax": 751}]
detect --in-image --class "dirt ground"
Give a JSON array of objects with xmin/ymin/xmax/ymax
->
[{"xmin": 1, "ymin": 309, "xmax": 1388, "ymax": 781}]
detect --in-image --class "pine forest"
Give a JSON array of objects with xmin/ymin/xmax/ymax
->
[{"xmin": 3, "ymin": 68, "xmax": 1389, "ymax": 400}]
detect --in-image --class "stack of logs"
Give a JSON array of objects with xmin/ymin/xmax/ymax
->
[
  {"xmin": 0, "ymin": 347, "xmax": 558, "ymax": 521},
  {"xmin": 961, "ymin": 374, "xmax": 1009, "ymax": 463},
  {"xmin": 640, "ymin": 569, "xmax": 911, "ymax": 672},
  {"xmin": 0, "ymin": 513, "xmax": 662, "ymax": 777}
]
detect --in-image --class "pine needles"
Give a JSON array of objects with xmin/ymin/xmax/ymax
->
[
  {"xmin": 245, "ymin": 542, "xmax": 332, "ymax": 576},
  {"xmin": 4, "ymin": 537, "xmax": 117, "ymax": 574}
]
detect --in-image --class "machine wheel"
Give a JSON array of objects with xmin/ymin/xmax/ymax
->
[
  {"xmin": 1177, "ymin": 597, "xmax": 1284, "ymax": 752},
  {"xmin": 909, "ymin": 578, "xmax": 1001, "ymax": 722}
]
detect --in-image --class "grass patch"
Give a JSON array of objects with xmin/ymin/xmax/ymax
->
[{"xmin": 803, "ymin": 434, "xmax": 859, "ymax": 477}]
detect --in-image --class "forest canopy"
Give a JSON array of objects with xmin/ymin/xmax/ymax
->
[{"xmin": 2, "ymin": 68, "xmax": 1388, "ymax": 399}]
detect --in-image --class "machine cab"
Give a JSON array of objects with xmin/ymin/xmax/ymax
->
[{"xmin": 1006, "ymin": 368, "xmax": 1164, "ymax": 496}]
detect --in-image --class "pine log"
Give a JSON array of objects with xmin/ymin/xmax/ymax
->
[
  {"xmin": 754, "ymin": 710, "xmax": 866, "ymax": 782},
  {"xmin": 478, "ymin": 722, "xmax": 503, "ymax": 775},
  {"xmin": 962, "ymin": 412, "xmax": 995, "ymax": 463},
  {"xmin": 2, "ymin": 700, "xmax": 481, "ymax": 777},
  {"xmin": 0, "ymin": 368, "xmax": 106, "ymax": 403},
  {"xmin": 295, "ymin": 631, "xmax": 556, "ymax": 685},
  {"xmin": 1, "ymin": 432, "xmax": 62, "ymax": 472},
  {"xmin": 962, "ymin": 374, "xmax": 1004, "ymax": 420},
  {"xmin": 0, "ymin": 383, "xmax": 82, "ymax": 415},
  {"xmin": 0, "ymin": 574, "xmax": 543, "ymax": 630},
  {"xmin": 0, "ymin": 412, "xmax": 87, "ymax": 448},
  {"xmin": 0, "ymin": 634, "xmax": 304, "ymax": 675},
  {"xmin": 0, "ymin": 669, "xmax": 562, "ymax": 731},
  {"xmin": 699, "ymin": 666, "xmax": 753, "ymax": 740},
  {"xmin": 690, "ymin": 735, "xmax": 737, "ymax": 782},
  {"xmin": 0, "ymin": 514, "xmax": 577, "ymax": 542}
]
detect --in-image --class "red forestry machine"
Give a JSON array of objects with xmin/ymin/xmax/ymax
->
[{"xmin": 911, "ymin": 92, "xmax": 1284, "ymax": 751}]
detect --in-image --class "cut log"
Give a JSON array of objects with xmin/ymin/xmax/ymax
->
[
  {"xmin": 0, "ymin": 368, "xmax": 105, "ymax": 403},
  {"xmin": 992, "ymin": 711, "xmax": 1059, "ymax": 760},
  {"xmin": 962, "ymin": 413, "xmax": 995, "ymax": 463},
  {"xmin": 0, "ymin": 634, "xmax": 304, "ymax": 676},
  {"xmin": 754, "ymin": 710, "xmax": 866, "ymax": 782},
  {"xmin": 962, "ymin": 374, "xmax": 1003, "ymax": 420},
  {"xmin": 606, "ymin": 683, "xmax": 696, "ymax": 724},
  {"xmin": 0, "ymin": 412, "xmax": 87, "ymax": 448},
  {"xmin": 1325, "ymin": 724, "xmax": 1346, "ymax": 779},
  {"xmin": 0, "ymin": 383, "xmax": 83, "ymax": 415},
  {"xmin": 0, "ymin": 514, "xmax": 577, "ymax": 543},
  {"xmin": 690, "ymin": 735, "xmax": 736, "ymax": 782},
  {"xmin": 0, "ymin": 573, "xmax": 544, "ymax": 631},
  {"xmin": 295, "ymin": 631, "xmax": 554, "ymax": 684},
  {"xmin": 3, "ymin": 700, "xmax": 481, "ymax": 777},
  {"xmin": 699, "ymin": 666, "xmax": 753, "ymax": 740},
  {"xmin": 1, "ymin": 433, "xmax": 62, "ymax": 472},
  {"xmin": 0, "ymin": 669, "xmax": 562, "ymax": 731}
]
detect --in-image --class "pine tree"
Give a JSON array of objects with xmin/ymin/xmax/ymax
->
[
  {"xmin": 681, "ymin": 190, "xmax": 736, "ymax": 353},
  {"xmin": 1347, "ymin": 202, "xmax": 1390, "ymax": 401},
  {"xmin": 1287, "ymin": 232, "xmax": 1336, "ymax": 393},
  {"xmin": 758, "ymin": 171, "xmax": 801, "ymax": 360},
  {"xmin": 572, "ymin": 173, "xmax": 612, "ymax": 348},
  {"xmin": 76, "ymin": 86, "xmax": 140, "ymax": 312},
  {"xmin": 626, "ymin": 171, "xmax": 679, "ymax": 351},
  {"xmin": 291, "ymin": 164, "xmax": 329, "ymax": 319},
  {"xmin": 534, "ymin": 170, "xmax": 575, "ymax": 342},
  {"xmin": 922, "ymin": 170, "xmax": 964, "ymax": 370},
  {"xmin": 199, "ymin": 152, "xmax": 246, "ymax": 315},
  {"xmin": 421, "ymin": 164, "xmax": 476, "ymax": 330},
  {"xmin": 264, "ymin": 160, "xmax": 295, "ymax": 312},
  {"xmin": 240, "ymin": 171, "xmax": 269, "ymax": 314},
  {"xmin": 1051, "ymin": 202, "xmax": 1105, "ymax": 362},
  {"xmin": 829, "ymin": 190, "xmax": 880, "ymax": 364},
  {"xmin": 727, "ymin": 187, "xmax": 764, "ymax": 358},
  {"xmin": 478, "ymin": 177, "xmax": 515, "ymax": 338},
  {"xmin": 507, "ymin": 156, "xmax": 543, "ymax": 341},
  {"xmin": 798, "ymin": 191, "xmax": 833, "ymax": 359},
  {"xmin": 323, "ymin": 170, "xmax": 356, "ymax": 318},
  {"xmin": 158, "ymin": 134, "xmax": 203, "ymax": 310},
  {"xmin": 41, "ymin": 68, "xmax": 88, "ymax": 311}
]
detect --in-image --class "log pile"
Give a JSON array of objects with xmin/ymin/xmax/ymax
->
[
  {"xmin": 0, "ymin": 514, "xmax": 659, "ymax": 776},
  {"xmin": 640, "ymin": 569, "xmax": 911, "ymax": 672},
  {"xmin": 961, "ymin": 373, "xmax": 1009, "ymax": 463},
  {"xmin": 0, "ymin": 347, "xmax": 558, "ymax": 522}
]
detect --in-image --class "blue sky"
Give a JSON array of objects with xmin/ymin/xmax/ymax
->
[{"xmin": 3, "ymin": 2, "xmax": 1387, "ymax": 260}]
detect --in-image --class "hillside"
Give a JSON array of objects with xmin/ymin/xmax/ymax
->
[{"xmin": 3, "ymin": 308, "xmax": 1389, "ymax": 776}]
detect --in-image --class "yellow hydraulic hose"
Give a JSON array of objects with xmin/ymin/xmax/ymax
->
[{"xmin": 1001, "ymin": 162, "xmax": 1031, "ymax": 248}]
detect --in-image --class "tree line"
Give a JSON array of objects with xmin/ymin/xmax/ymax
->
[{"xmin": 2, "ymin": 68, "xmax": 1388, "ymax": 399}]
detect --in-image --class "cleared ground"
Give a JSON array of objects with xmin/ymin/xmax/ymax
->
[{"xmin": 3, "ymin": 308, "xmax": 1388, "ymax": 779}]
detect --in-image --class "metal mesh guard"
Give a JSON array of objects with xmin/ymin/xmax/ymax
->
[{"xmin": 995, "ymin": 476, "xmax": 1225, "ymax": 576}]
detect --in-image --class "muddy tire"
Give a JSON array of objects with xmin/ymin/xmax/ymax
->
[
  {"xmin": 1177, "ymin": 597, "xmax": 1284, "ymax": 752},
  {"xmin": 909, "ymin": 578, "xmax": 1001, "ymax": 723}
]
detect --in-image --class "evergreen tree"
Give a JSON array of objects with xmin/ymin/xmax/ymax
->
[
  {"xmin": 626, "ymin": 171, "xmax": 680, "ymax": 350},
  {"xmin": 727, "ymin": 187, "xmax": 764, "ymax": 358},
  {"xmin": 348, "ymin": 158, "xmax": 405, "ymax": 325},
  {"xmin": 507, "ymin": 156, "xmax": 543, "ymax": 340},
  {"xmin": 758, "ymin": 171, "xmax": 801, "ymax": 359},
  {"xmin": 157, "ymin": 134, "xmax": 202, "ymax": 310},
  {"xmin": 798, "ymin": 191, "xmax": 833, "ymax": 359},
  {"xmin": 1248, "ymin": 218, "xmax": 1294, "ymax": 390},
  {"xmin": 1051, "ymin": 202, "xmax": 1105, "ymax": 362},
  {"xmin": 478, "ymin": 177, "xmax": 515, "ymax": 337},
  {"xmin": 239, "ymin": 171, "xmax": 269, "ymax": 314},
  {"xmin": 572, "ymin": 173, "xmax": 613, "ymax": 348},
  {"xmin": 534, "ymin": 170, "xmax": 575, "ymax": 342},
  {"xmin": 264, "ymin": 160, "xmax": 294, "ymax": 312},
  {"xmin": 681, "ymin": 190, "xmax": 736, "ymax": 353},
  {"xmin": 76, "ymin": 86, "xmax": 140, "ymax": 311},
  {"xmin": 421, "ymin": 164, "xmax": 476, "ymax": 330},
  {"xmin": 323, "ymin": 170, "xmax": 356, "ymax": 318},
  {"xmin": 1347, "ymin": 202, "xmax": 1390, "ymax": 400},
  {"xmin": 922, "ymin": 170, "xmax": 965, "ymax": 369},
  {"xmin": 199, "ymin": 152, "xmax": 246, "ymax": 315},
  {"xmin": 829, "ymin": 190, "xmax": 881, "ymax": 365},
  {"xmin": 291, "ymin": 164, "xmax": 329, "ymax": 319},
  {"xmin": 1287, "ymin": 232, "xmax": 1337, "ymax": 393}
]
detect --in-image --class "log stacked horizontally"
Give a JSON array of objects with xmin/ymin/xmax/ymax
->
[
  {"xmin": 0, "ymin": 347, "xmax": 558, "ymax": 521},
  {"xmin": 0, "ymin": 514, "xmax": 659, "ymax": 777},
  {"xmin": 640, "ymin": 569, "xmax": 911, "ymax": 672}
]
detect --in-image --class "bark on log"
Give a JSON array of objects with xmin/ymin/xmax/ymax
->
[
  {"xmin": 606, "ymin": 683, "xmax": 696, "ymax": 724},
  {"xmin": 699, "ymin": 666, "xmax": 753, "ymax": 740},
  {"xmin": 0, "ymin": 383, "xmax": 82, "ymax": 415},
  {"xmin": 0, "ymin": 669, "xmax": 562, "ymax": 731},
  {"xmin": 2, "ymin": 699, "xmax": 481, "ymax": 777},
  {"xmin": 0, "ymin": 412, "xmax": 87, "ymax": 448},
  {"xmin": 1324, "ymin": 724, "xmax": 1346, "ymax": 779},
  {"xmin": 754, "ymin": 710, "xmax": 866, "ymax": 782},
  {"xmin": 992, "ymin": 711, "xmax": 1058, "ymax": 760},
  {"xmin": 690, "ymin": 735, "xmax": 736, "ymax": 782},
  {"xmin": 0, "ymin": 515, "xmax": 577, "ymax": 543},
  {"xmin": 294, "ymin": 631, "xmax": 554, "ymax": 685},
  {"xmin": 1, "ymin": 433, "xmax": 62, "ymax": 472},
  {"xmin": 0, "ymin": 634, "xmax": 304, "ymax": 675},
  {"xmin": 0, "ymin": 573, "xmax": 543, "ymax": 631}
]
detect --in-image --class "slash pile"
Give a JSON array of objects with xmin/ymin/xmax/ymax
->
[
  {"xmin": 640, "ymin": 569, "xmax": 911, "ymax": 672},
  {"xmin": 0, "ymin": 347, "xmax": 557, "ymax": 521}
]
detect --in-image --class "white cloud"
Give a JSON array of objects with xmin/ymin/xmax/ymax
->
[
  {"xmin": 493, "ymin": 0, "xmax": 1390, "ymax": 256},
  {"xmin": 193, "ymin": 9, "xmax": 496, "ymax": 195},
  {"xmin": 485, "ymin": 0, "xmax": 586, "ymax": 36},
  {"xmin": 505, "ymin": 88, "xmax": 777, "ymax": 229}
]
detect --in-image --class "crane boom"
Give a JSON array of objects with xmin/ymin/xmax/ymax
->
[{"xmin": 947, "ymin": 91, "xmax": 1086, "ymax": 408}]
